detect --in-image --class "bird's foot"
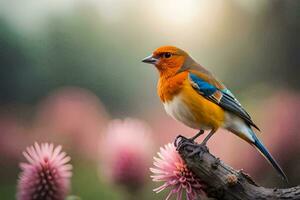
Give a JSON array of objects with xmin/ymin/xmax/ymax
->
[
  {"xmin": 174, "ymin": 135, "xmax": 197, "ymax": 151},
  {"xmin": 174, "ymin": 130, "xmax": 204, "ymax": 149},
  {"xmin": 175, "ymin": 135, "xmax": 208, "ymax": 155},
  {"xmin": 175, "ymin": 135, "xmax": 209, "ymax": 160}
]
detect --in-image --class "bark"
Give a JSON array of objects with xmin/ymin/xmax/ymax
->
[{"xmin": 175, "ymin": 135, "xmax": 300, "ymax": 200}]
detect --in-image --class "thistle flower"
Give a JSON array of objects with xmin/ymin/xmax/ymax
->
[
  {"xmin": 99, "ymin": 118, "xmax": 153, "ymax": 191},
  {"xmin": 17, "ymin": 143, "xmax": 72, "ymax": 200},
  {"xmin": 150, "ymin": 143, "xmax": 204, "ymax": 200}
]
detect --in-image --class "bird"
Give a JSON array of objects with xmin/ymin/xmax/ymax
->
[{"xmin": 142, "ymin": 45, "xmax": 287, "ymax": 181}]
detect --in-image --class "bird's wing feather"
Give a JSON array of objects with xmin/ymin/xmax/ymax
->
[{"xmin": 188, "ymin": 72, "xmax": 260, "ymax": 130}]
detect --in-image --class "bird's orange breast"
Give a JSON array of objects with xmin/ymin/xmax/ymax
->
[
  {"xmin": 157, "ymin": 72, "xmax": 188, "ymax": 102},
  {"xmin": 158, "ymin": 72, "xmax": 225, "ymax": 130}
]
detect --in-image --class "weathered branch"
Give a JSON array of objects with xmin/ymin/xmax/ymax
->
[{"xmin": 175, "ymin": 135, "xmax": 300, "ymax": 200}]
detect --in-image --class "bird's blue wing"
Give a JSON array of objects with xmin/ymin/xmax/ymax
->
[{"xmin": 189, "ymin": 73, "xmax": 260, "ymax": 130}]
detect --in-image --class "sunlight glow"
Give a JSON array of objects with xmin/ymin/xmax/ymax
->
[
  {"xmin": 153, "ymin": 0, "xmax": 200, "ymax": 25},
  {"xmin": 147, "ymin": 0, "xmax": 225, "ymax": 44},
  {"xmin": 150, "ymin": 0, "xmax": 225, "ymax": 33}
]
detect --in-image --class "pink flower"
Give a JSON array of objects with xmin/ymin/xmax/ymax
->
[
  {"xmin": 33, "ymin": 87, "xmax": 109, "ymax": 161},
  {"xmin": 17, "ymin": 143, "xmax": 72, "ymax": 200},
  {"xmin": 99, "ymin": 118, "xmax": 153, "ymax": 191},
  {"xmin": 150, "ymin": 143, "xmax": 204, "ymax": 200}
]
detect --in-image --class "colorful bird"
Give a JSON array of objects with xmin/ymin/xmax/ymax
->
[{"xmin": 142, "ymin": 46, "xmax": 287, "ymax": 181}]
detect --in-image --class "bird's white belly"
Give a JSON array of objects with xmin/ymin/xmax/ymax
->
[{"xmin": 163, "ymin": 95, "xmax": 210, "ymax": 130}]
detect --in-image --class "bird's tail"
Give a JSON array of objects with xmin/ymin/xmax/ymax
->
[{"xmin": 248, "ymin": 128, "xmax": 288, "ymax": 182}]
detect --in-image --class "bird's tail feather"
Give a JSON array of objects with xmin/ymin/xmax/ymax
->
[{"xmin": 249, "ymin": 129, "xmax": 288, "ymax": 182}]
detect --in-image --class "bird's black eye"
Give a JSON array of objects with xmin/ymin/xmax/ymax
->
[{"xmin": 163, "ymin": 52, "xmax": 172, "ymax": 58}]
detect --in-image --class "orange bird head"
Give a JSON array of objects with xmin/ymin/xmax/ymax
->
[{"xmin": 142, "ymin": 46, "xmax": 195, "ymax": 77}]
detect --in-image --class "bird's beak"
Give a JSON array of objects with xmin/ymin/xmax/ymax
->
[{"xmin": 142, "ymin": 55, "xmax": 158, "ymax": 64}]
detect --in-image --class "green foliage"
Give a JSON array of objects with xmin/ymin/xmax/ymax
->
[{"xmin": 71, "ymin": 160, "xmax": 121, "ymax": 200}]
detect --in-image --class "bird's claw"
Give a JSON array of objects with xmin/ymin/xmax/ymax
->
[
  {"xmin": 175, "ymin": 134, "xmax": 209, "ymax": 160},
  {"xmin": 175, "ymin": 135, "xmax": 197, "ymax": 151},
  {"xmin": 174, "ymin": 130, "xmax": 205, "ymax": 149},
  {"xmin": 174, "ymin": 135, "xmax": 186, "ymax": 148}
]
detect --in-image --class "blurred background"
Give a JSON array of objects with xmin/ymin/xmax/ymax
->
[{"xmin": 1, "ymin": 0, "xmax": 300, "ymax": 199}]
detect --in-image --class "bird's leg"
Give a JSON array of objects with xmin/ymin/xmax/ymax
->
[
  {"xmin": 200, "ymin": 129, "xmax": 216, "ymax": 146},
  {"xmin": 174, "ymin": 130, "xmax": 204, "ymax": 151},
  {"xmin": 187, "ymin": 129, "xmax": 216, "ymax": 157},
  {"xmin": 189, "ymin": 129, "xmax": 205, "ymax": 141}
]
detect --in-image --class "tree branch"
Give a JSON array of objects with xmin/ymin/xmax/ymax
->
[{"xmin": 175, "ymin": 135, "xmax": 300, "ymax": 200}]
